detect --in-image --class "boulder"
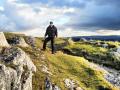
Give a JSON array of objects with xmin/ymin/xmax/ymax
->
[
  {"xmin": 111, "ymin": 47, "xmax": 120, "ymax": 60},
  {"xmin": 117, "ymin": 47, "xmax": 120, "ymax": 54},
  {"xmin": 67, "ymin": 38, "xmax": 74, "ymax": 45},
  {"xmin": 64, "ymin": 79, "xmax": 82, "ymax": 90},
  {"xmin": 25, "ymin": 36, "xmax": 35, "ymax": 48},
  {"xmin": 0, "ymin": 32, "xmax": 9, "ymax": 47},
  {"xmin": 80, "ymin": 38, "xmax": 87, "ymax": 42},
  {"xmin": 45, "ymin": 77, "xmax": 60, "ymax": 90},
  {"xmin": 102, "ymin": 43, "xmax": 108, "ymax": 48},
  {"xmin": 7, "ymin": 36, "xmax": 29, "ymax": 47},
  {"xmin": 0, "ymin": 47, "xmax": 36, "ymax": 90}
]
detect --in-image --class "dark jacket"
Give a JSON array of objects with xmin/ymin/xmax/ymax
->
[{"xmin": 45, "ymin": 25, "xmax": 58, "ymax": 37}]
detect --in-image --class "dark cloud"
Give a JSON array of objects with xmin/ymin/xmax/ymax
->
[
  {"xmin": 93, "ymin": 0, "xmax": 120, "ymax": 6},
  {"xmin": 0, "ymin": 0, "xmax": 120, "ymax": 36},
  {"xmin": 65, "ymin": 0, "xmax": 120, "ymax": 31},
  {"xmin": 18, "ymin": 0, "xmax": 48, "ymax": 4},
  {"xmin": 49, "ymin": 0, "xmax": 86, "ymax": 8},
  {"xmin": 68, "ymin": 14, "xmax": 120, "ymax": 30},
  {"xmin": 19, "ymin": 0, "xmax": 87, "ymax": 8}
]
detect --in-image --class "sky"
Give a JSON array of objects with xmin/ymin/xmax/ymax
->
[{"xmin": 0, "ymin": 0, "xmax": 120, "ymax": 37}]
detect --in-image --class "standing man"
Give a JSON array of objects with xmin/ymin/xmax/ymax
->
[{"xmin": 42, "ymin": 21, "xmax": 58, "ymax": 54}]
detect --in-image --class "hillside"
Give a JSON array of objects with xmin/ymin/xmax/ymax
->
[
  {"xmin": 63, "ymin": 40, "xmax": 120, "ymax": 70},
  {"xmin": 0, "ymin": 32, "xmax": 119, "ymax": 90}
]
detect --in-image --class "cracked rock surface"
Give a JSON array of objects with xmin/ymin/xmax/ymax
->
[{"xmin": 0, "ymin": 47, "xmax": 36, "ymax": 90}]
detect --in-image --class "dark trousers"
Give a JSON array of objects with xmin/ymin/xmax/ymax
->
[{"xmin": 43, "ymin": 37, "xmax": 55, "ymax": 53}]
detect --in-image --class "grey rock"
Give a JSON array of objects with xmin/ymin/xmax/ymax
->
[
  {"xmin": 0, "ymin": 32, "xmax": 9, "ymax": 47},
  {"xmin": 0, "ymin": 47, "xmax": 36, "ymax": 90},
  {"xmin": 64, "ymin": 79, "xmax": 81, "ymax": 90},
  {"xmin": 25, "ymin": 36, "xmax": 35, "ymax": 48},
  {"xmin": 7, "ymin": 36, "xmax": 28, "ymax": 47},
  {"xmin": 45, "ymin": 77, "xmax": 61, "ymax": 90}
]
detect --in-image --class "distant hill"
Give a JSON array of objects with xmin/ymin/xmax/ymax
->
[{"xmin": 72, "ymin": 35, "xmax": 120, "ymax": 41}]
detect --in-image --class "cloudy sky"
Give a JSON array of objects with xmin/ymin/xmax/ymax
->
[{"xmin": 0, "ymin": 0, "xmax": 120, "ymax": 37}]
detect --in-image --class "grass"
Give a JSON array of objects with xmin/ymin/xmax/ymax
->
[
  {"xmin": 20, "ymin": 39, "xmax": 118, "ymax": 90},
  {"xmin": 64, "ymin": 41, "xmax": 120, "ymax": 70},
  {"xmin": 4, "ymin": 32, "xmax": 25, "ymax": 39},
  {"xmin": 45, "ymin": 52, "xmax": 117, "ymax": 90},
  {"xmin": 64, "ymin": 41, "xmax": 108, "ymax": 55},
  {"xmin": 3, "ymin": 33, "xmax": 119, "ymax": 90}
]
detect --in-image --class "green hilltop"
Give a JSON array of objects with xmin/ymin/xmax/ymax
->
[{"xmin": 3, "ymin": 32, "xmax": 120, "ymax": 90}]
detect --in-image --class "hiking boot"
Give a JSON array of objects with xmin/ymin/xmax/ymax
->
[
  {"xmin": 52, "ymin": 52, "xmax": 55, "ymax": 54},
  {"xmin": 41, "ymin": 49, "xmax": 45, "ymax": 51}
]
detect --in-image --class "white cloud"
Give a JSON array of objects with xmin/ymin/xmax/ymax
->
[
  {"xmin": 0, "ymin": 6, "xmax": 4, "ymax": 11},
  {"xmin": 3, "ymin": 1, "xmax": 73, "ymax": 31},
  {"xmin": 0, "ymin": 0, "xmax": 119, "ymax": 37},
  {"xmin": 97, "ymin": 30, "xmax": 120, "ymax": 35}
]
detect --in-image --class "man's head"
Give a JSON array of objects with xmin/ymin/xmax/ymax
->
[{"xmin": 50, "ymin": 21, "xmax": 53, "ymax": 26}]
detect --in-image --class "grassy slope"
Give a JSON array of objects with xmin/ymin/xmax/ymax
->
[
  {"xmin": 64, "ymin": 41, "xmax": 120, "ymax": 70},
  {"xmin": 3, "ymin": 33, "xmax": 118, "ymax": 90},
  {"xmin": 45, "ymin": 52, "xmax": 116, "ymax": 90},
  {"xmin": 20, "ymin": 38, "xmax": 118, "ymax": 90}
]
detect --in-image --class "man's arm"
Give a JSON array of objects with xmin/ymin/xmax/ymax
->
[
  {"xmin": 55, "ymin": 27, "xmax": 58, "ymax": 37},
  {"xmin": 45, "ymin": 27, "xmax": 48, "ymax": 37}
]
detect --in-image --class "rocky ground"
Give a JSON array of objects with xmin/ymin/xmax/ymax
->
[{"xmin": 103, "ymin": 66, "xmax": 120, "ymax": 87}]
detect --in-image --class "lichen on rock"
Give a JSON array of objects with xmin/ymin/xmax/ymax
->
[{"xmin": 0, "ymin": 47, "xmax": 36, "ymax": 90}]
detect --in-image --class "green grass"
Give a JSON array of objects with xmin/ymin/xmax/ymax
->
[
  {"xmin": 21, "ymin": 45, "xmax": 118, "ymax": 90},
  {"xmin": 4, "ymin": 32, "xmax": 25, "ymax": 39},
  {"xmin": 3, "ymin": 33, "xmax": 119, "ymax": 90},
  {"xmin": 45, "ymin": 52, "xmax": 117, "ymax": 90},
  {"xmin": 106, "ymin": 41, "xmax": 120, "ymax": 47},
  {"xmin": 65, "ymin": 42, "xmax": 108, "ymax": 55},
  {"xmin": 64, "ymin": 41, "xmax": 120, "ymax": 70}
]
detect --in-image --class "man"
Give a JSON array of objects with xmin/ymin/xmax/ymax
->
[{"xmin": 42, "ymin": 21, "xmax": 58, "ymax": 54}]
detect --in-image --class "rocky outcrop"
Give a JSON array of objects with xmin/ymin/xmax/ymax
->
[
  {"xmin": 0, "ymin": 47, "xmax": 36, "ymax": 90},
  {"xmin": 7, "ymin": 36, "xmax": 29, "ymax": 47},
  {"xmin": 110, "ymin": 47, "xmax": 120, "ymax": 60},
  {"xmin": 0, "ymin": 32, "xmax": 9, "ymax": 47},
  {"xmin": 25, "ymin": 36, "xmax": 35, "ymax": 48},
  {"xmin": 67, "ymin": 38, "xmax": 74, "ymax": 45},
  {"xmin": 80, "ymin": 38, "xmax": 87, "ymax": 42},
  {"xmin": 105, "ymin": 69, "xmax": 120, "ymax": 87}
]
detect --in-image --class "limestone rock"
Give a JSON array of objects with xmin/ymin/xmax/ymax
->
[
  {"xmin": 110, "ymin": 47, "xmax": 120, "ymax": 61},
  {"xmin": 45, "ymin": 77, "xmax": 60, "ymax": 90},
  {"xmin": 67, "ymin": 38, "xmax": 74, "ymax": 45},
  {"xmin": 64, "ymin": 79, "xmax": 82, "ymax": 90},
  {"xmin": 25, "ymin": 36, "xmax": 35, "ymax": 48},
  {"xmin": 80, "ymin": 38, "xmax": 87, "ymax": 42},
  {"xmin": 0, "ymin": 32, "xmax": 9, "ymax": 47},
  {"xmin": 7, "ymin": 36, "xmax": 28, "ymax": 47},
  {"xmin": 41, "ymin": 65, "xmax": 52, "ymax": 75},
  {"xmin": 0, "ymin": 47, "xmax": 36, "ymax": 90},
  {"xmin": 102, "ymin": 43, "xmax": 108, "ymax": 48}
]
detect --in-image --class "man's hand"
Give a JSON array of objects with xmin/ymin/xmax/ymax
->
[
  {"xmin": 55, "ymin": 35, "xmax": 58, "ymax": 38},
  {"xmin": 44, "ymin": 36, "xmax": 46, "ymax": 39}
]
